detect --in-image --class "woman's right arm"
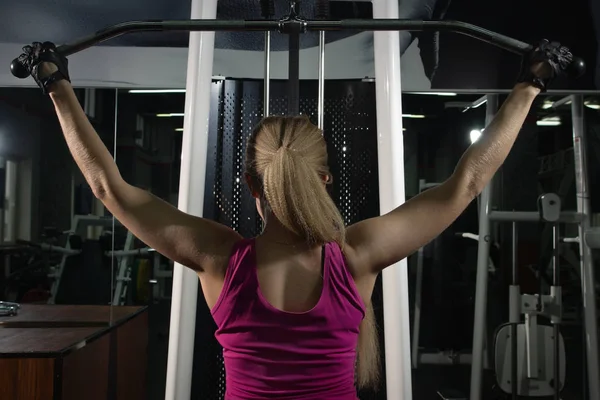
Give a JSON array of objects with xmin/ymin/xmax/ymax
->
[{"xmin": 48, "ymin": 79, "xmax": 241, "ymax": 273}]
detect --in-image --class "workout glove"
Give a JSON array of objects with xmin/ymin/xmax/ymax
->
[
  {"xmin": 517, "ymin": 39, "xmax": 573, "ymax": 91},
  {"xmin": 17, "ymin": 42, "xmax": 70, "ymax": 95}
]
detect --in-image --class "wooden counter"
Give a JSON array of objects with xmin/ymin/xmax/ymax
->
[{"xmin": 0, "ymin": 305, "xmax": 148, "ymax": 400}]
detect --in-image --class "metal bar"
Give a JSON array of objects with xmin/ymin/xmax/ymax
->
[
  {"xmin": 571, "ymin": 95, "xmax": 600, "ymax": 400},
  {"xmin": 553, "ymin": 223, "xmax": 561, "ymax": 400},
  {"xmin": 373, "ymin": 0, "xmax": 412, "ymax": 398},
  {"xmin": 165, "ymin": 0, "xmax": 216, "ymax": 398},
  {"xmin": 489, "ymin": 211, "xmax": 582, "ymax": 223},
  {"xmin": 5, "ymin": 161, "xmax": 18, "ymax": 242},
  {"xmin": 470, "ymin": 94, "xmax": 498, "ymax": 400},
  {"xmin": 511, "ymin": 222, "xmax": 518, "ymax": 282},
  {"xmin": 263, "ymin": 31, "xmax": 271, "ymax": 117},
  {"xmin": 57, "ymin": 20, "xmax": 281, "ymax": 56},
  {"xmin": 511, "ymin": 222, "xmax": 518, "ymax": 399},
  {"xmin": 411, "ymin": 246, "xmax": 425, "ymax": 368},
  {"xmin": 49, "ymin": 19, "xmax": 534, "ymax": 58},
  {"xmin": 317, "ymin": 31, "xmax": 326, "ymax": 129},
  {"xmin": 11, "ymin": 18, "xmax": 585, "ymax": 80}
]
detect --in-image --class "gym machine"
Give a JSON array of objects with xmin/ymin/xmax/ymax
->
[
  {"xmin": 111, "ymin": 229, "xmax": 161, "ymax": 305},
  {"xmin": 411, "ymin": 178, "xmax": 495, "ymax": 370},
  {"xmin": 470, "ymin": 96, "xmax": 600, "ymax": 400},
  {"xmin": 8, "ymin": 2, "xmax": 588, "ymax": 399},
  {"xmin": 494, "ymin": 194, "xmax": 566, "ymax": 398},
  {"xmin": 9, "ymin": 3, "xmax": 586, "ymax": 93},
  {"xmin": 46, "ymin": 214, "xmax": 113, "ymax": 304},
  {"xmin": 0, "ymin": 301, "xmax": 20, "ymax": 316}
]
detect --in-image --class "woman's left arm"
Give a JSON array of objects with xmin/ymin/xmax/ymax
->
[
  {"xmin": 347, "ymin": 40, "xmax": 576, "ymax": 276},
  {"xmin": 345, "ymin": 83, "xmax": 539, "ymax": 273}
]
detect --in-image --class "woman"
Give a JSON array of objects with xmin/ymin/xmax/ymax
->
[{"xmin": 18, "ymin": 39, "xmax": 571, "ymax": 399}]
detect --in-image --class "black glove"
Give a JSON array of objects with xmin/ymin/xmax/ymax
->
[
  {"xmin": 17, "ymin": 42, "xmax": 70, "ymax": 94},
  {"xmin": 517, "ymin": 39, "xmax": 573, "ymax": 91}
]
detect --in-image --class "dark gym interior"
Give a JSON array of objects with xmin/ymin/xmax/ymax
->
[{"xmin": 1, "ymin": 0, "xmax": 599, "ymax": 400}]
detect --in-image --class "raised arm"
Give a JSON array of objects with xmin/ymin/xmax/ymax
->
[
  {"xmin": 346, "ymin": 40, "xmax": 574, "ymax": 276},
  {"xmin": 19, "ymin": 43, "xmax": 241, "ymax": 275}
]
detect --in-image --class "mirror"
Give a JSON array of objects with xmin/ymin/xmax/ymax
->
[
  {"xmin": 0, "ymin": 87, "xmax": 117, "ymax": 311},
  {"xmin": 110, "ymin": 88, "xmax": 181, "ymax": 311}
]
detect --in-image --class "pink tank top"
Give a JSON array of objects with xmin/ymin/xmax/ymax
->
[{"xmin": 211, "ymin": 238, "xmax": 365, "ymax": 399}]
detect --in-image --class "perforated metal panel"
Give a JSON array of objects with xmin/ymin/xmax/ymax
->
[{"xmin": 194, "ymin": 79, "xmax": 383, "ymax": 400}]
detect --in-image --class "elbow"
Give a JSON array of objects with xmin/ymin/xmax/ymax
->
[
  {"xmin": 452, "ymin": 169, "xmax": 484, "ymax": 200},
  {"xmin": 466, "ymin": 174, "xmax": 484, "ymax": 199},
  {"xmin": 89, "ymin": 172, "xmax": 123, "ymax": 201},
  {"xmin": 91, "ymin": 184, "xmax": 110, "ymax": 201},
  {"xmin": 90, "ymin": 178, "xmax": 117, "ymax": 201}
]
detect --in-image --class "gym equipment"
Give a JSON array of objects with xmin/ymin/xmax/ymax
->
[
  {"xmin": 111, "ymin": 229, "xmax": 159, "ymax": 305},
  {"xmin": 9, "ymin": 4, "xmax": 586, "ymax": 113},
  {"xmin": 412, "ymin": 178, "xmax": 499, "ymax": 399},
  {"xmin": 45, "ymin": 215, "xmax": 112, "ymax": 304},
  {"xmin": 315, "ymin": 0, "xmax": 328, "ymax": 129},
  {"xmin": 0, "ymin": 301, "xmax": 20, "ymax": 316},
  {"xmin": 471, "ymin": 95, "xmax": 600, "ymax": 400},
  {"xmin": 261, "ymin": 0, "xmax": 273, "ymax": 117},
  {"xmin": 14, "ymin": 238, "xmax": 82, "ymax": 304},
  {"xmin": 34, "ymin": 214, "xmax": 165, "ymax": 305},
  {"xmin": 411, "ymin": 179, "xmax": 491, "ymax": 369},
  {"xmin": 494, "ymin": 194, "xmax": 565, "ymax": 398}
]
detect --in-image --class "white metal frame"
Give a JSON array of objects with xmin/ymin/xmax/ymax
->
[
  {"xmin": 469, "ymin": 94, "xmax": 498, "ymax": 398},
  {"xmin": 372, "ymin": 0, "xmax": 412, "ymax": 398},
  {"xmin": 164, "ymin": 0, "xmax": 216, "ymax": 399},
  {"xmin": 166, "ymin": 0, "xmax": 411, "ymax": 399}
]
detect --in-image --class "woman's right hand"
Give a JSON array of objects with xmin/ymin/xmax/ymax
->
[{"xmin": 17, "ymin": 42, "xmax": 71, "ymax": 94}]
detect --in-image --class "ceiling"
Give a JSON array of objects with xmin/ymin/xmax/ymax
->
[{"xmin": 0, "ymin": 0, "xmax": 371, "ymax": 51}]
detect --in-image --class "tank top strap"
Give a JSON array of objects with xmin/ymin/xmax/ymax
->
[
  {"xmin": 211, "ymin": 238, "xmax": 256, "ymax": 317},
  {"xmin": 324, "ymin": 242, "xmax": 366, "ymax": 318}
]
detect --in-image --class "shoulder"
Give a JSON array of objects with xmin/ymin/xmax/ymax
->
[
  {"xmin": 204, "ymin": 234, "xmax": 247, "ymax": 278},
  {"xmin": 332, "ymin": 241, "xmax": 377, "ymax": 306},
  {"xmin": 334, "ymin": 241, "xmax": 363, "ymax": 280}
]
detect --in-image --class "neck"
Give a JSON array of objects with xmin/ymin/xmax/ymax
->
[{"xmin": 260, "ymin": 213, "xmax": 306, "ymax": 245}]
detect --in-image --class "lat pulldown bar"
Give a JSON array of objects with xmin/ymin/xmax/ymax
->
[
  {"xmin": 10, "ymin": 8, "xmax": 587, "ymax": 115},
  {"xmin": 9, "ymin": 19, "xmax": 588, "ymax": 72}
]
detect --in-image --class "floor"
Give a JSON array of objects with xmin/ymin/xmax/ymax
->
[{"xmin": 145, "ymin": 300, "xmax": 589, "ymax": 400}]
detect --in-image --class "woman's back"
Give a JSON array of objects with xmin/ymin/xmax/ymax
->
[{"xmin": 211, "ymin": 238, "xmax": 365, "ymax": 399}]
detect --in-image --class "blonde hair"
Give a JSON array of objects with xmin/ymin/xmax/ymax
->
[{"xmin": 244, "ymin": 115, "xmax": 381, "ymax": 389}]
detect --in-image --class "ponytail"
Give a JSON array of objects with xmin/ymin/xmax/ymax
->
[
  {"xmin": 357, "ymin": 302, "xmax": 381, "ymax": 389},
  {"xmin": 262, "ymin": 145, "xmax": 344, "ymax": 245},
  {"xmin": 246, "ymin": 115, "xmax": 381, "ymax": 390}
]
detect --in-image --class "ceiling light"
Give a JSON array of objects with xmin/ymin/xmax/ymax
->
[
  {"xmin": 129, "ymin": 89, "xmax": 186, "ymax": 94},
  {"xmin": 157, "ymin": 113, "xmax": 185, "ymax": 117},
  {"xmin": 584, "ymin": 101, "xmax": 600, "ymax": 110},
  {"xmin": 537, "ymin": 116, "xmax": 561, "ymax": 126},
  {"xmin": 411, "ymin": 92, "xmax": 457, "ymax": 96},
  {"xmin": 542, "ymin": 101, "xmax": 553, "ymax": 109},
  {"xmin": 470, "ymin": 130, "xmax": 482, "ymax": 144},
  {"xmin": 402, "ymin": 114, "xmax": 425, "ymax": 119},
  {"xmin": 175, "ymin": 128, "xmax": 184, "ymax": 132}
]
